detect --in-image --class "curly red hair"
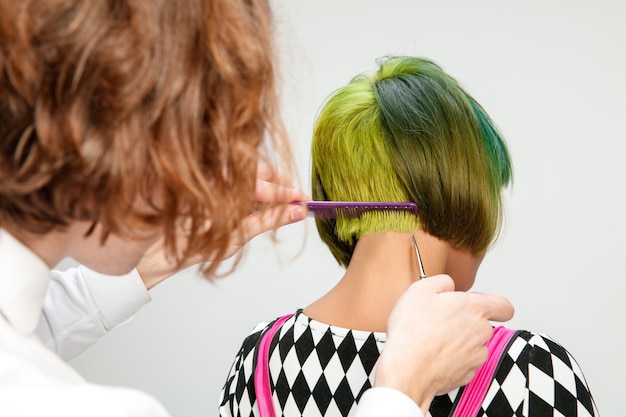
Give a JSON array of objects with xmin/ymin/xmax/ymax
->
[{"xmin": 0, "ymin": 0, "xmax": 291, "ymax": 275}]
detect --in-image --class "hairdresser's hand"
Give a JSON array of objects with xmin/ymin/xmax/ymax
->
[
  {"xmin": 137, "ymin": 163, "xmax": 309, "ymax": 289},
  {"xmin": 238, "ymin": 162, "xmax": 310, "ymax": 252},
  {"xmin": 374, "ymin": 275, "xmax": 514, "ymax": 413}
]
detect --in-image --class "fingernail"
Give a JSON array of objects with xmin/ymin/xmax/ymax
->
[{"xmin": 290, "ymin": 208, "xmax": 305, "ymax": 222}]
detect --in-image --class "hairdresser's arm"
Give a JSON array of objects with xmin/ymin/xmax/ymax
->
[
  {"xmin": 354, "ymin": 275, "xmax": 514, "ymax": 416},
  {"xmin": 138, "ymin": 164, "xmax": 309, "ymax": 288},
  {"xmin": 37, "ymin": 165, "xmax": 308, "ymax": 360},
  {"xmin": 37, "ymin": 266, "xmax": 152, "ymax": 360}
]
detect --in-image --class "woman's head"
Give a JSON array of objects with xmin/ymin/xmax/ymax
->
[
  {"xmin": 0, "ymin": 0, "xmax": 290, "ymax": 275},
  {"xmin": 312, "ymin": 56, "xmax": 512, "ymax": 267}
]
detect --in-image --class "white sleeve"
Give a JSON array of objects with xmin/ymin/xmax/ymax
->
[
  {"xmin": 1, "ymin": 385, "xmax": 171, "ymax": 417},
  {"xmin": 353, "ymin": 388, "xmax": 424, "ymax": 417},
  {"xmin": 36, "ymin": 265, "xmax": 152, "ymax": 360}
]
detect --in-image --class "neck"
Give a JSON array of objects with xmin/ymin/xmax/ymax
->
[{"xmin": 304, "ymin": 230, "xmax": 450, "ymax": 332}]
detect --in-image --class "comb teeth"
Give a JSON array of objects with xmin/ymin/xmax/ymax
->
[{"xmin": 299, "ymin": 201, "xmax": 418, "ymax": 219}]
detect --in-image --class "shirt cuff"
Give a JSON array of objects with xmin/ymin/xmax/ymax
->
[
  {"xmin": 354, "ymin": 388, "xmax": 424, "ymax": 417},
  {"xmin": 79, "ymin": 265, "xmax": 152, "ymax": 329}
]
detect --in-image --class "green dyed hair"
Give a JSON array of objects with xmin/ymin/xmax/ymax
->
[{"xmin": 311, "ymin": 56, "xmax": 512, "ymax": 267}]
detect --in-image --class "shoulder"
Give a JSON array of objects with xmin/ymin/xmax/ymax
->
[
  {"xmin": 230, "ymin": 319, "xmax": 276, "ymax": 364},
  {"xmin": 240, "ymin": 321, "xmax": 271, "ymax": 350},
  {"xmin": 219, "ymin": 314, "xmax": 298, "ymax": 414},
  {"xmin": 498, "ymin": 329, "xmax": 597, "ymax": 416},
  {"xmin": 503, "ymin": 329, "xmax": 587, "ymax": 379},
  {"xmin": 232, "ymin": 313, "xmax": 298, "ymax": 361},
  {"xmin": 507, "ymin": 330, "xmax": 583, "ymax": 374}
]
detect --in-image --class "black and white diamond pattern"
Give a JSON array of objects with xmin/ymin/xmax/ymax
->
[
  {"xmin": 269, "ymin": 315, "xmax": 379, "ymax": 417},
  {"xmin": 219, "ymin": 311, "xmax": 598, "ymax": 417},
  {"xmin": 471, "ymin": 330, "xmax": 598, "ymax": 417}
]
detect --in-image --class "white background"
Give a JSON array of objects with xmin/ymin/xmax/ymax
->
[{"xmin": 70, "ymin": 0, "xmax": 625, "ymax": 415}]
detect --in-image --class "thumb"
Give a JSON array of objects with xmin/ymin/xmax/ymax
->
[{"xmin": 468, "ymin": 292, "xmax": 515, "ymax": 322}]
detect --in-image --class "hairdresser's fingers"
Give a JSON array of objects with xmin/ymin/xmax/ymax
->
[
  {"xmin": 240, "ymin": 203, "xmax": 306, "ymax": 240},
  {"xmin": 414, "ymin": 276, "xmax": 514, "ymax": 322},
  {"xmin": 137, "ymin": 198, "xmax": 308, "ymax": 289},
  {"xmin": 414, "ymin": 273, "xmax": 456, "ymax": 294},
  {"xmin": 468, "ymin": 292, "xmax": 515, "ymax": 322},
  {"xmin": 379, "ymin": 275, "xmax": 515, "ymax": 405}
]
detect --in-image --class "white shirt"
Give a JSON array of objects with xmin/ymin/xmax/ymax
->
[
  {"xmin": 355, "ymin": 388, "xmax": 423, "ymax": 417},
  {"xmin": 38, "ymin": 264, "xmax": 151, "ymax": 360},
  {"xmin": 0, "ymin": 228, "xmax": 422, "ymax": 417},
  {"xmin": 0, "ymin": 229, "xmax": 170, "ymax": 417}
]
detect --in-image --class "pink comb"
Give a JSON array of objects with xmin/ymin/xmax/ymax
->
[{"xmin": 295, "ymin": 201, "xmax": 418, "ymax": 218}]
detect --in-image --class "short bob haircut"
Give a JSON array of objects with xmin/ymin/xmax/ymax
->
[
  {"xmin": 0, "ymin": 0, "xmax": 291, "ymax": 276},
  {"xmin": 312, "ymin": 56, "xmax": 512, "ymax": 268}
]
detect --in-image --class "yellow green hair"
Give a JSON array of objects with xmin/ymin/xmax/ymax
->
[{"xmin": 311, "ymin": 56, "xmax": 512, "ymax": 267}]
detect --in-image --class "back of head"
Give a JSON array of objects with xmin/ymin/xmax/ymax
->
[
  {"xmin": 0, "ymin": 0, "xmax": 289, "ymax": 275},
  {"xmin": 312, "ymin": 56, "xmax": 512, "ymax": 267}
]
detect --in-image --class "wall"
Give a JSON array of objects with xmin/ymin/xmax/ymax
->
[{"xmin": 70, "ymin": 0, "xmax": 625, "ymax": 415}]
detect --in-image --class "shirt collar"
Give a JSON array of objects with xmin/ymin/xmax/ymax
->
[{"xmin": 0, "ymin": 229, "xmax": 51, "ymax": 336}]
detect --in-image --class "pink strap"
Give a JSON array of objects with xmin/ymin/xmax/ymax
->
[
  {"xmin": 254, "ymin": 314, "xmax": 294, "ymax": 417},
  {"xmin": 452, "ymin": 326, "xmax": 517, "ymax": 417}
]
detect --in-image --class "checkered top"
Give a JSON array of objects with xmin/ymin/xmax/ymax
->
[{"xmin": 219, "ymin": 310, "xmax": 598, "ymax": 417}]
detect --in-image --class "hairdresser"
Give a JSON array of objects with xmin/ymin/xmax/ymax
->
[{"xmin": 0, "ymin": 1, "xmax": 513, "ymax": 416}]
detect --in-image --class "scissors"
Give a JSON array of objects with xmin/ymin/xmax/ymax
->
[{"xmin": 411, "ymin": 235, "xmax": 427, "ymax": 280}]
